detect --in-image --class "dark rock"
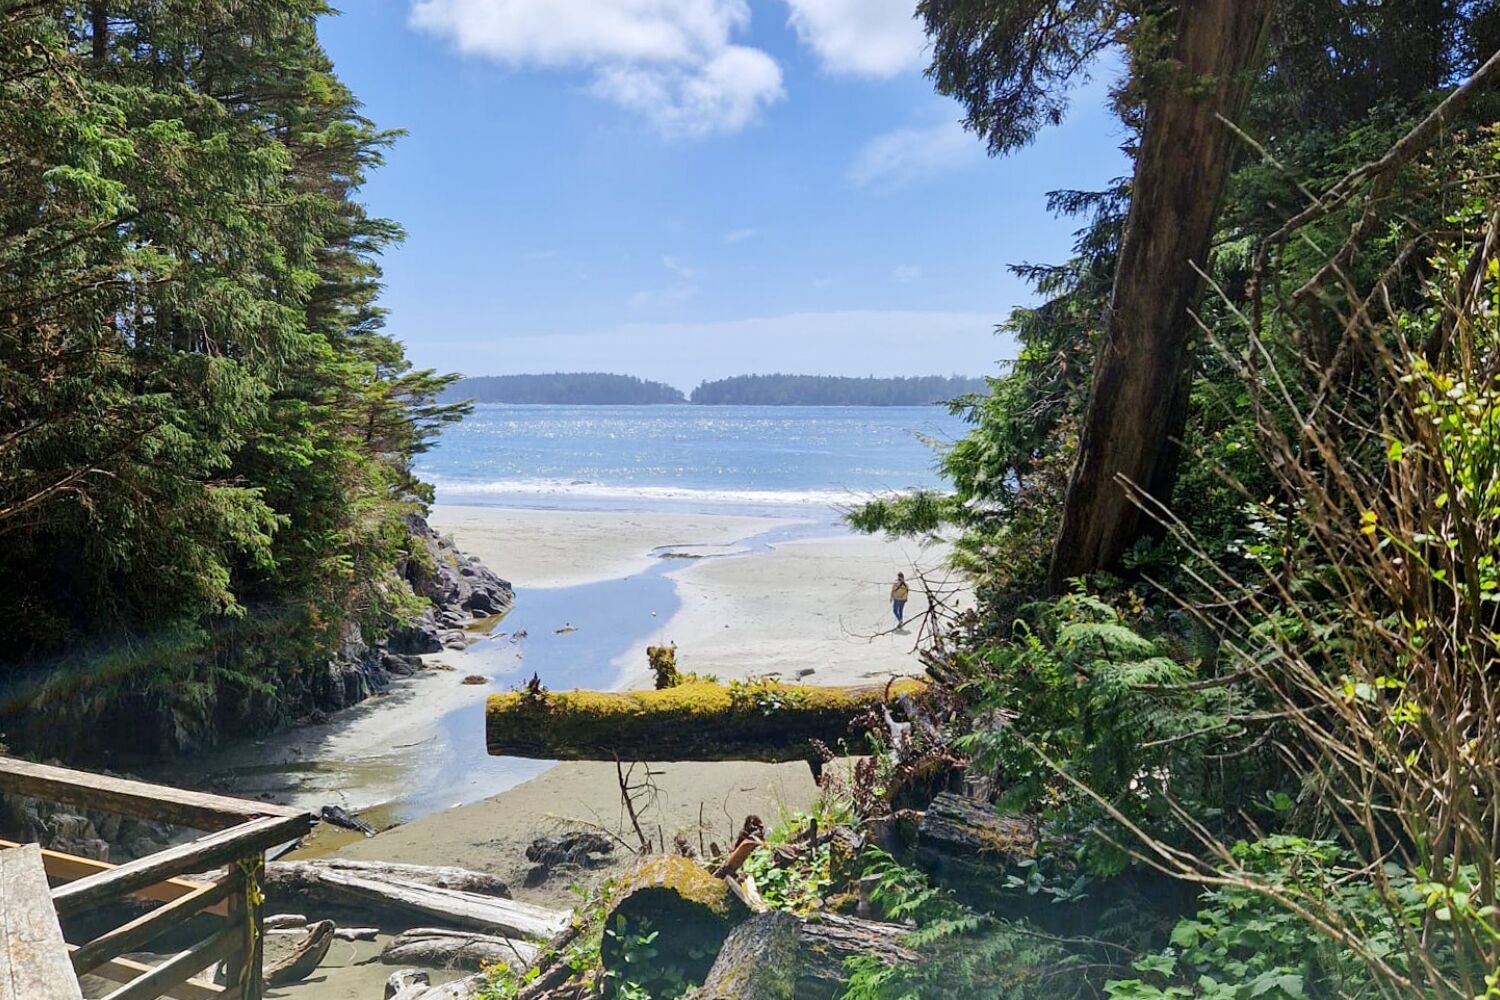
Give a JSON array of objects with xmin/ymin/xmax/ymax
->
[
  {"xmin": 525, "ymin": 831, "xmax": 615, "ymax": 869},
  {"xmin": 381, "ymin": 653, "xmax": 423, "ymax": 677}
]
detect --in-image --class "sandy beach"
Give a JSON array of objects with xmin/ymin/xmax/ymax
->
[{"xmin": 278, "ymin": 503, "xmax": 956, "ymax": 996}]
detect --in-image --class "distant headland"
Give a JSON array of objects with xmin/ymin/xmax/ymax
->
[{"xmin": 444, "ymin": 372, "xmax": 989, "ymax": 406}]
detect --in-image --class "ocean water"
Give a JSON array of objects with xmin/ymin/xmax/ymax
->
[{"xmin": 419, "ymin": 403, "xmax": 966, "ymax": 513}]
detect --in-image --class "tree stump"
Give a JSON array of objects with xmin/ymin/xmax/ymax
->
[{"xmin": 600, "ymin": 855, "xmax": 748, "ymax": 996}]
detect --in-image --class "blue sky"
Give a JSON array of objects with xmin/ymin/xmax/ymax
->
[{"xmin": 319, "ymin": 1, "xmax": 1129, "ymax": 391}]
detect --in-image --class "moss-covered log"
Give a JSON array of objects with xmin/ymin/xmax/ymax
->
[
  {"xmin": 486, "ymin": 679, "xmax": 924, "ymax": 763},
  {"xmin": 601, "ymin": 855, "xmax": 748, "ymax": 996}
]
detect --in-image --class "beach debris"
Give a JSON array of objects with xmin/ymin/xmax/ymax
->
[
  {"xmin": 318, "ymin": 803, "xmax": 375, "ymax": 837},
  {"xmin": 266, "ymin": 858, "xmax": 513, "ymax": 899},
  {"xmin": 263, "ymin": 859, "xmax": 567, "ymax": 941},
  {"xmin": 461, "ymin": 674, "xmax": 487, "ymax": 685},
  {"xmin": 554, "ymin": 623, "xmax": 576, "ymax": 634},
  {"xmin": 265, "ymin": 918, "xmax": 335, "ymax": 986},
  {"xmin": 264, "ymin": 913, "xmax": 308, "ymax": 930},
  {"xmin": 797, "ymin": 668, "xmax": 816, "ymax": 678},
  {"xmin": 334, "ymin": 925, "xmax": 379, "ymax": 941},
  {"xmin": 510, "ymin": 628, "xmax": 528, "ymax": 642},
  {"xmin": 525, "ymin": 830, "xmax": 615, "ymax": 867},
  {"xmin": 381, "ymin": 927, "xmax": 540, "ymax": 971},
  {"xmin": 385, "ymin": 969, "xmax": 431, "ymax": 1000}
]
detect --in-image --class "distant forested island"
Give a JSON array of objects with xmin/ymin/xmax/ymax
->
[
  {"xmin": 690, "ymin": 374, "xmax": 988, "ymax": 405},
  {"xmin": 448, "ymin": 373, "xmax": 686, "ymax": 404},
  {"xmin": 447, "ymin": 373, "xmax": 989, "ymax": 406}
]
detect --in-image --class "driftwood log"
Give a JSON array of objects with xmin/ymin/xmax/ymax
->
[
  {"xmin": 266, "ymin": 858, "xmax": 511, "ymax": 898},
  {"xmin": 385, "ymin": 969, "xmax": 430, "ymax": 1000},
  {"xmin": 263, "ymin": 860, "xmax": 568, "ymax": 941},
  {"xmin": 381, "ymin": 927, "xmax": 540, "ymax": 971},
  {"xmin": 486, "ymin": 679, "xmax": 924, "ymax": 763},
  {"xmin": 265, "ymin": 919, "xmax": 335, "ymax": 987}
]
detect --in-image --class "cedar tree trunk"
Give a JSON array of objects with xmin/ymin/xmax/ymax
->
[{"xmin": 1048, "ymin": 0, "xmax": 1275, "ymax": 590}]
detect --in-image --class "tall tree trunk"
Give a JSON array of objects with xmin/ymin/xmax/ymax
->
[
  {"xmin": 90, "ymin": 3, "xmax": 108, "ymax": 63},
  {"xmin": 1047, "ymin": 0, "xmax": 1275, "ymax": 592}
]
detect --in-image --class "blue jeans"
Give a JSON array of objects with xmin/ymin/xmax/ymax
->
[{"xmin": 892, "ymin": 600, "xmax": 906, "ymax": 624}]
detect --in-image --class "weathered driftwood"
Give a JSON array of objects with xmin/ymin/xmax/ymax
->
[
  {"xmin": 386, "ymin": 969, "xmax": 430, "ymax": 1000},
  {"xmin": 486, "ymin": 679, "xmax": 924, "ymax": 763},
  {"xmin": 266, "ymin": 858, "xmax": 511, "ymax": 898},
  {"xmin": 265, "ymin": 918, "xmax": 334, "ymax": 986},
  {"xmin": 601, "ymin": 855, "xmax": 747, "ymax": 993},
  {"xmin": 683, "ymin": 911, "xmax": 799, "ymax": 1000},
  {"xmin": 795, "ymin": 913, "xmax": 917, "ymax": 999},
  {"xmin": 380, "ymin": 927, "xmax": 539, "ymax": 971},
  {"xmin": 406, "ymin": 973, "xmax": 487, "ymax": 1000},
  {"xmin": 263, "ymin": 862, "xmax": 567, "ymax": 941}
]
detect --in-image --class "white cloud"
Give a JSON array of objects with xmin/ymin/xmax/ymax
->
[
  {"xmin": 662, "ymin": 255, "xmax": 698, "ymax": 281},
  {"xmin": 848, "ymin": 120, "xmax": 982, "ymax": 189},
  {"xmin": 409, "ymin": 0, "xmax": 784, "ymax": 135},
  {"xmin": 892, "ymin": 264, "xmax": 921, "ymax": 283},
  {"xmin": 723, "ymin": 227, "xmax": 759, "ymax": 244},
  {"xmin": 785, "ymin": 0, "xmax": 926, "ymax": 77}
]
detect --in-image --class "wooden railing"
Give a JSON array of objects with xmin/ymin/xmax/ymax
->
[{"xmin": 0, "ymin": 756, "xmax": 313, "ymax": 1000}]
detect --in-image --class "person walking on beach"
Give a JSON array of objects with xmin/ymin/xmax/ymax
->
[{"xmin": 890, "ymin": 572, "xmax": 910, "ymax": 628}]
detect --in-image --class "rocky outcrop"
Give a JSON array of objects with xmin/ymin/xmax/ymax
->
[{"xmin": 318, "ymin": 513, "xmax": 514, "ymax": 711}]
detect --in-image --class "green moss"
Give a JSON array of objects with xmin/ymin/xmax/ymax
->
[{"xmin": 487, "ymin": 678, "xmax": 926, "ymax": 763}]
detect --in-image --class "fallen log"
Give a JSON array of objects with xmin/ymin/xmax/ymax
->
[
  {"xmin": 263, "ymin": 862, "xmax": 568, "ymax": 941},
  {"xmin": 914, "ymin": 792, "xmax": 1041, "ymax": 913},
  {"xmin": 381, "ymin": 927, "xmax": 540, "ymax": 971},
  {"xmin": 795, "ymin": 913, "xmax": 918, "ymax": 999},
  {"xmin": 684, "ymin": 911, "xmax": 799, "ymax": 1000},
  {"xmin": 266, "ymin": 858, "xmax": 511, "ymax": 898},
  {"xmin": 486, "ymin": 679, "xmax": 924, "ymax": 762}
]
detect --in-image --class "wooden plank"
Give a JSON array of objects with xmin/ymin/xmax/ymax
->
[
  {"xmin": 99, "ymin": 925, "xmax": 237, "ymax": 1000},
  {"xmin": 52, "ymin": 813, "xmax": 310, "ymax": 917},
  {"xmin": 0, "ymin": 839, "xmax": 228, "ymax": 916},
  {"xmin": 72, "ymin": 952, "xmax": 223, "ymax": 1000},
  {"xmin": 0, "ymin": 844, "xmax": 83, "ymax": 1000},
  {"xmin": 71, "ymin": 874, "xmax": 233, "ymax": 977},
  {"xmin": 0, "ymin": 756, "xmax": 304, "ymax": 830}
]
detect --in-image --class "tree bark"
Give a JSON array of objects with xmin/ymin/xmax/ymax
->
[
  {"xmin": 90, "ymin": 4, "xmax": 108, "ymax": 63},
  {"xmin": 1048, "ymin": 0, "xmax": 1275, "ymax": 591},
  {"xmin": 684, "ymin": 912, "xmax": 800, "ymax": 1000}
]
